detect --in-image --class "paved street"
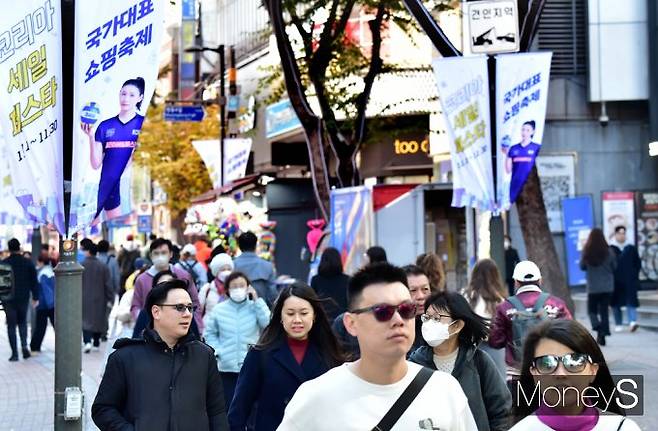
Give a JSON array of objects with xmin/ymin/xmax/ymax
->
[{"xmin": 0, "ymin": 310, "xmax": 657, "ymax": 430}]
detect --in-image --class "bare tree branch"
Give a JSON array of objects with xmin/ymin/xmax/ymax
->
[{"xmin": 401, "ymin": 0, "xmax": 462, "ymax": 57}]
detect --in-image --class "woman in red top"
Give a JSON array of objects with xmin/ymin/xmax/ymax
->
[{"xmin": 228, "ymin": 282, "xmax": 344, "ymax": 431}]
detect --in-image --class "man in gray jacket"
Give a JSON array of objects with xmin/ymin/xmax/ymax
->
[
  {"xmin": 233, "ymin": 232, "xmax": 277, "ymax": 305},
  {"xmin": 81, "ymin": 241, "xmax": 113, "ymax": 353}
]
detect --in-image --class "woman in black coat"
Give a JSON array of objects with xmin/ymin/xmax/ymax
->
[
  {"xmin": 228, "ymin": 282, "xmax": 344, "ymax": 431},
  {"xmin": 409, "ymin": 291, "xmax": 511, "ymax": 431},
  {"xmin": 310, "ymin": 247, "xmax": 350, "ymax": 321}
]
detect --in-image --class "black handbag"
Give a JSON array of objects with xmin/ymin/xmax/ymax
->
[{"xmin": 371, "ymin": 367, "xmax": 434, "ymax": 431}]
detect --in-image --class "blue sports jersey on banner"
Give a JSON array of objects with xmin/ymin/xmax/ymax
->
[
  {"xmin": 69, "ymin": 0, "xmax": 164, "ymax": 235},
  {"xmin": 0, "ymin": 0, "xmax": 65, "ymax": 233}
]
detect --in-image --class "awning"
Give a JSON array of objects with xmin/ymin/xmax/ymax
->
[{"xmin": 191, "ymin": 174, "xmax": 261, "ymax": 204}]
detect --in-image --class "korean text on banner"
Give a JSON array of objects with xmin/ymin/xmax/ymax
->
[
  {"xmin": 192, "ymin": 140, "xmax": 222, "ymax": 189},
  {"xmin": 69, "ymin": 0, "xmax": 164, "ymax": 236},
  {"xmin": 562, "ymin": 195, "xmax": 594, "ymax": 286},
  {"xmin": 223, "ymin": 138, "xmax": 252, "ymax": 185},
  {"xmin": 432, "ymin": 56, "xmax": 495, "ymax": 211},
  {"xmin": 0, "ymin": 130, "xmax": 33, "ymax": 226},
  {"xmin": 0, "ymin": 0, "xmax": 65, "ymax": 233},
  {"xmin": 495, "ymin": 52, "xmax": 552, "ymax": 210}
]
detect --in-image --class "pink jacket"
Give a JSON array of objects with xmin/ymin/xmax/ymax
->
[
  {"xmin": 130, "ymin": 265, "xmax": 203, "ymax": 331},
  {"xmin": 488, "ymin": 285, "xmax": 572, "ymax": 368}
]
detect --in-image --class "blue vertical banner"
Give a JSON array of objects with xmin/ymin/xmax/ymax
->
[
  {"xmin": 0, "ymin": 0, "xmax": 65, "ymax": 233},
  {"xmin": 179, "ymin": 0, "xmax": 196, "ymax": 99},
  {"xmin": 69, "ymin": 0, "xmax": 165, "ymax": 236},
  {"xmin": 330, "ymin": 187, "xmax": 373, "ymax": 275},
  {"xmin": 562, "ymin": 195, "xmax": 594, "ymax": 286}
]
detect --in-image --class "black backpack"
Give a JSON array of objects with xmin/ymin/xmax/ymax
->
[{"xmin": 0, "ymin": 262, "xmax": 15, "ymax": 304}]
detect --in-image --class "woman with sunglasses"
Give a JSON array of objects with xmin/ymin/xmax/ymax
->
[
  {"xmin": 510, "ymin": 319, "xmax": 640, "ymax": 430},
  {"xmin": 410, "ymin": 291, "xmax": 511, "ymax": 431},
  {"xmin": 204, "ymin": 271, "xmax": 270, "ymax": 412},
  {"xmin": 228, "ymin": 282, "xmax": 343, "ymax": 431}
]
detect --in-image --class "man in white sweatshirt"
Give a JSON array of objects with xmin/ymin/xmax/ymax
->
[{"xmin": 277, "ymin": 262, "xmax": 477, "ymax": 431}]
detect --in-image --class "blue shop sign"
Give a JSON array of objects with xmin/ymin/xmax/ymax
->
[
  {"xmin": 562, "ymin": 195, "xmax": 594, "ymax": 287},
  {"xmin": 266, "ymin": 99, "xmax": 302, "ymax": 139}
]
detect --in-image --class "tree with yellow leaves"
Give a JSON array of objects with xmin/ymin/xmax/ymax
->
[{"xmin": 134, "ymin": 103, "xmax": 219, "ymax": 232}]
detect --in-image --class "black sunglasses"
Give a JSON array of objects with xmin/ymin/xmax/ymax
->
[
  {"xmin": 350, "ymin": 301, "xmax": 416, "ymax": 322},
  {"xmin": 158, "ymin": 303, "xmax": 197, "ymax": 314},
  {"xmin": 532, "ymin": 353, "xmax": 593, "ymax": 374}
]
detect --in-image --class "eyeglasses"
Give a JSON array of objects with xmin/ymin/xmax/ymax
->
[
  {"xmin": 158, "ymin": 303, "xmax": 197, "ymax": 314},
  {"xmin": 349, "ymin": 301, "xmax": 416, "ymax": 322},
  {"xmin": 420, "ymin": 313, "xmax": 452, "ymax": 324},
  {"xmin": 532, "ymin": 353, "xmax": 593, "ymax": 374}
]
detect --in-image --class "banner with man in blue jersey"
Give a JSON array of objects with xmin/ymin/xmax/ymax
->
[
  {"xmin": 495, "ymin": 52, "xmax": 552, "ymax": 210},
  {"xmin": 69, "ymin": 0, "xmax": 164, "ymax": 235},
  {"xmin": 0, "ymin": 0, "xmax": 65, "ymax": 233}
]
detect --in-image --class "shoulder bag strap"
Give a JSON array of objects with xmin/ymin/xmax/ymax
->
[
  {"xmin": 532, "ymin": 293, "xmax": 550, "ymax": 313},
  {"xmin": 371, "ymin": 367, "xmax": 434, "ymax": 431},
  {"xmin": 506, "ymin": 295, "xmax": 526, "ymax": 311},
  {"xmin": 616, "ymin": 417, "xmax": 626, "ymax": 431}
]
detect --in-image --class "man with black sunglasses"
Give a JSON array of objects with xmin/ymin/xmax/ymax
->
[
  {"xmin": 278, "ymin": 263, "xmax": 477, "ymax": 431},
  {"xmin": 92, "ymin": 279, "xmax": 229, "ymax": 431}
]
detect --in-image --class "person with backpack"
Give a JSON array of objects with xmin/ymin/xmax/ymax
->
[
  {"xmin": 98, "ymin": 240, "xmax": 120, "ymax": 295},
  {"xmin": 488, "ymin": 260, "xmax": 572, "ymax": 381},
  {"xmin": 117, "ymin": 235, "xmax": 140, "ymax": 298},
  {"xmin": 29, "ymin": 255, "xmax": 56, "ymax": 353},
  {"xmin": 2, "ymin": 238, "xmax": 39, "ymax": 361},
  {"xmin": 175, "ymin": 244, "xmax": 207, "ymax": 290}
]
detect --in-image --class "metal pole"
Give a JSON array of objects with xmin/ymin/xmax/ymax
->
[
  {"xmin": 54, "ymin": 238, "xmax": 83, "ymax": 430},
  {"xmin": 218, "ymin": 45, "xmax": 226, "ymax": 186},
  {"xmin": 649, "ymin": 0, "xmax": 658, "ymax": 146},
  {"xmin": 488, "ymin": 55, "xmax": 506, "ymax": 278},
  {"xmin": 56, "ymin": 1, "xmax": 83, "ymax": 429}
]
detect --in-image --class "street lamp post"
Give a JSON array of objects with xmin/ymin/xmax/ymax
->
[{"xmin": 185, "ymin": 44, "xmax": 227, "ymax": 186}]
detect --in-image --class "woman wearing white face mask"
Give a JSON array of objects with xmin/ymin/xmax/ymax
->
[
  {"xmin": 203, "ymin": 271, "xmax": 270, "ymax": 412},
  {"xmin": 409, "ymin": 291, "xmax": 512, "ymax": 431},
  {"xmin": 199, "ymin": 253, "xmax": 233, "ymax": 317}
]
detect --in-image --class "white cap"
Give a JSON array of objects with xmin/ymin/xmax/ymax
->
[
  {"xmin": 181, "ymin": 244, "xmax": 197, "ymax": 257},
  {"xmin": 210, "ymin": 253, "xmax": 234, "ymax": 277},
  {"xmin": 512, "ymin": 260, "xmax": 542, "ymax": 282}
]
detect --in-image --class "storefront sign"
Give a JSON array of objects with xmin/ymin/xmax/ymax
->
[
  {"xmin": 69, "ymin": 0, "xmax": 165, "ymax": 235},
  {"xmin": 360, "ymin": 132, "xmax": 432, "ymax": 178},
  {"xmin": 0, "ymin": 0, "xmax": 65, "ymax": 233},
  {"xmin": 636, "ymin": 191, "xmax": 658, "ymax": 281},
  {"xmin": 562, "ymin": 195, "xmax": 594, "ymax": 286},
  {"xmin": 266, "ymin": 99, "xmax": 302, "ymax": 139},
  {"xmin": 602, "ymin": 191, "xmax": 635, "ymax": 245},
  {"xmin": 433, "ymin": 55, "xmax": 495, "ymax": 211},
  {"xmin": 495, "ymin": 52, "xmax": 552, "ymax": 210},
  {"xmin": 137, "ymin": 215, "xmax": 151, "ymax": 233}
]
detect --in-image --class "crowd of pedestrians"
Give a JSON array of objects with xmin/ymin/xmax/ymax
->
[{"xmin": 0, "ymin": 226, "xmax": 645, "ymax": 430}]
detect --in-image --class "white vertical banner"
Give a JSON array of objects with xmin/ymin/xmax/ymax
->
[
  {"xmin": 69, "ymin": 0, "xmax": 165, "ymax": 235},
  {"xmin": 495, "ymin": 52, "xmax": 552, "ymax": 210},
  {"xmin": 192, "ymin": 139, "xmax": 222, "ymax": 189},
  {"xmin": 0, "ymin": 0, "xmax": 65, "ymax": 233},
  {"xmin": 223, "ymin": 138, "xmax": 252, "ymax": 184},
  {"xmin": 432, "ymin": 56, "xmax": 495, "ymax": 211}
]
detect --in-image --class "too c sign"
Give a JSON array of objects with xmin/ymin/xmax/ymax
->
[{"xmin": 394, "ymin": 138, "xmax": 429, "ymax": 155}]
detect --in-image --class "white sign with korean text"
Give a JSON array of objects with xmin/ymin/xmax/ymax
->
[
  {"xmin": 432, "ymin": 56, "xmax": 495, "ymax": 211},
  {"xmin": 69, "ymin": 0, "xmax": 165, "ymax": 236},
  {"xmin": 0, "ymin": 0, "xmax": 65, "ymax": 233},
  {"xmin": 495, "ymin": 52, "xmax": 552, "ymax": 211},
  {"xmin": 224, "ymin": 138, "xmax": 253, "ymax": 184},
  {"xmin": 466, "ymin": 0, "xmax": 519, "ymax": 54},
  {"xmin": 192, "ymin": 139, "xmax": 222, "ymax": 189}
]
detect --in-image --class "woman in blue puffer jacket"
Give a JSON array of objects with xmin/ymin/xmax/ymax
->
[{"xmin": 204, "ymin": 271, "xmax": 270, "ymax": 410}]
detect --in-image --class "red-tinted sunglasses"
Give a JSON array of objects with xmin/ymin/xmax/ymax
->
[{"xmin": 350, "ymin": 301, "xmax": 417, "ymax": 322}]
